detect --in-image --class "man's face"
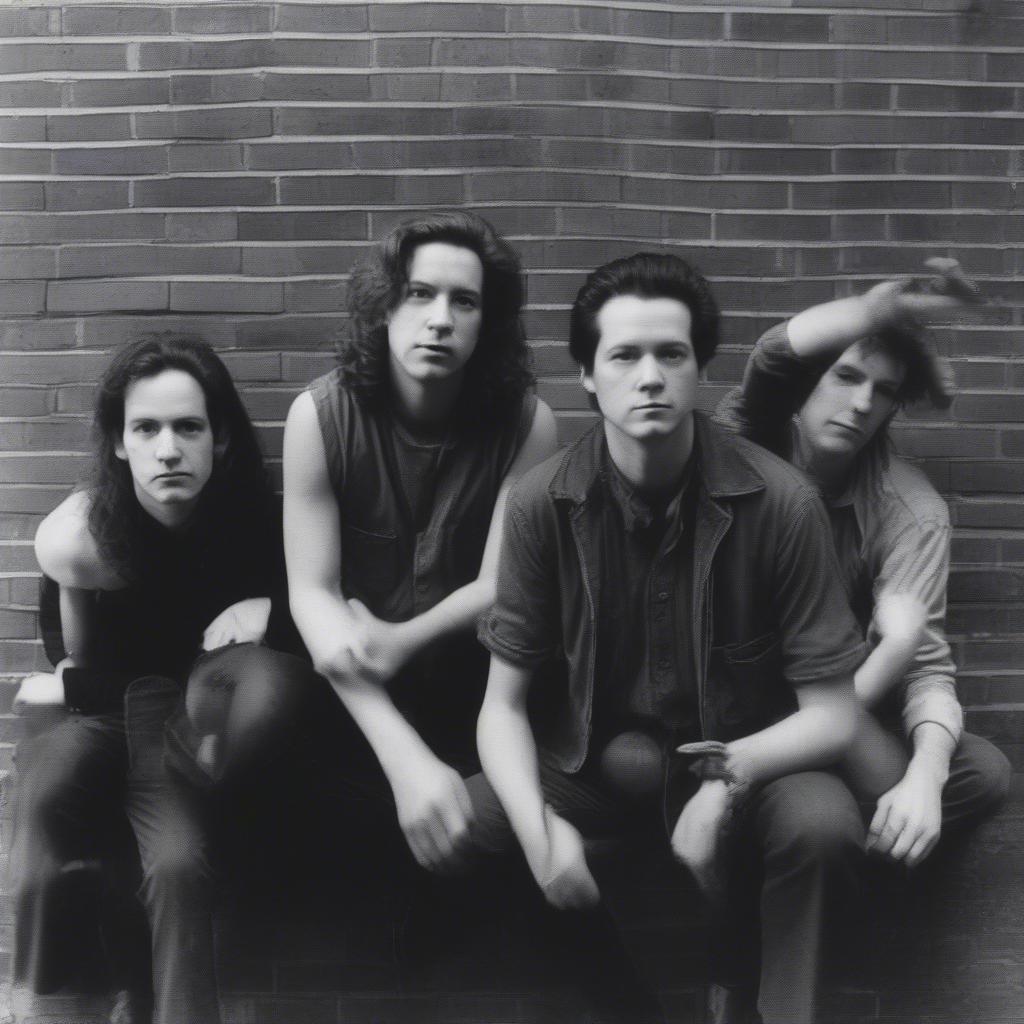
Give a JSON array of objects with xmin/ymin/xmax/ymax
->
[
  {"xmin": 386, "ymin": 241, "xmax": 484, "ymax": 392},
  {"xmin": 798, "ymin": 341, "xmax": 906, "ymax": 462},
  {"xmin": 115, "ymin": 368, "xmax": 214, "ymax": 523},
  {"xmin": 582, "ymin": 294, "xmax": 699, "ymax": 444}
]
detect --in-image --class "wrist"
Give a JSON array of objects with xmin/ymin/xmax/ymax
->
[{"xmin": 907, "ymin": 746, "xmax": 950, "ymax": 787}]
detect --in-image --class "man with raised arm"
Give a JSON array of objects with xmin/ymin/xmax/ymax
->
[
  {"xmin": 715, "ymin": 258, "xmax": 1010, "ymax": 870},
  {"xmin": 474, "ymin": 253, "xmax": 869, "ymax": 1024}
]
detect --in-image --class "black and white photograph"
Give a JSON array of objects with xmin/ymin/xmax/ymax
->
[{"xmin": 0, "ymin": 1, "xmax": 1021, "ymax": 1022}]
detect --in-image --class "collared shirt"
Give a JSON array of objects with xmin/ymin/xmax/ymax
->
[
  {"xmin": 715, "ymin": 321, "xmax": 963, "ymax": 743},
  {"xmin": 591, "ymin": 443, "xmax": 698, "ymax": 747}
]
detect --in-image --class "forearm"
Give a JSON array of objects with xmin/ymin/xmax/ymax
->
[
  {"xmin": 907, "ymin": 720, "xmax": 955, "ymax": 785},
  {"xmin": 855, "ymin": 634, "xmax": 921, "ymax": 708},
  {"xmin": 393, "ymin": 577, "xmax": 494, "ymax": 655},
  {"xmin": 291, "ymin": 586, "xmax": 429, "ymax": 776},
  {"xmin": 477, "ymin": 693, "xmax": 548, "ymax": 867},
  {"xmin": 726, "ymin": 696, "xmax": 857, "ymax": 787},
  {"xmin": 787, "ymin": 292, "xmax": 890, "ymax": 359}
]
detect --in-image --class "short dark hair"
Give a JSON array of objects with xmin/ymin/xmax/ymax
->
[
  {"xmin": 569, "ymin": 252, "xmax": 720, "ymax": 372},
  {"xmin": 88, "ymin": 333, "xmax": 272, "ymax": 580},
  {"xmin": 338, "ymin": 211, "xmax": 533, "ymax": 430}
]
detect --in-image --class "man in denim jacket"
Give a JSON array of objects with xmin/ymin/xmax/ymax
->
[{"xmin": 474, "ymin": 253, "xmax": 868, "ymax": 1024}]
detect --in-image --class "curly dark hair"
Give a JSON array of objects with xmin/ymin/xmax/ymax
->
[
  {"xmin": 862, "ymin": 323, "xmax": 953, "ymax": 410},
  {"xmin": 88, "ymin": 333, "xmax": 273, "ymax": 581},
  {"xmin": 338, "ymin": 211, "xmax": 533, "ymax": 430},
  {"xmin": 569, "ymin": 252, "xmax": 720, "ymax": 372}
]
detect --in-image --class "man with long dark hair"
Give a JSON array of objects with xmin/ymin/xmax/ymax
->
[
  {"xmin": 283, "ymin": 211, "xmax": 556, "ymax": 873},
  {"xmin": 14, "ymin": 334, "xmax": 280, "ymax": 1024}
]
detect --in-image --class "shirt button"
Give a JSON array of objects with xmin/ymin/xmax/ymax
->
[
  {"xmin": 657, "ymin": 591, "xmax": 669, "ymax": 601},
  {"xmin": 416, "ymin": 580, "xmax": 428, "ymax": 592}
]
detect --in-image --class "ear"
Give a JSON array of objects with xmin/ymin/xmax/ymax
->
[{"xmin": 580, "ymin": 365, "xmax": 596, "ymax": 395}]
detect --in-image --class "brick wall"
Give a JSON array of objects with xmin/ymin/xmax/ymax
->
[{"xmin": 1, "ymin": 0, "xmax": 1022, "ymax": 772}]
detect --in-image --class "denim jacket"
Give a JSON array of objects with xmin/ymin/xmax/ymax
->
[{"xmin": 482, "ymin": 413, "xmax": 865, "ymax": 773}]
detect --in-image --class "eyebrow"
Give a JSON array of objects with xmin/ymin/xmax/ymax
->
[{"xmin": 408, "ymin": 278, "xmax": 482, "ymax": 299}]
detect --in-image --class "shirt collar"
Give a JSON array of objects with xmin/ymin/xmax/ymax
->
[{"xmin": 601, "ymin": 440, "xmax": 696, "ymax": 533}]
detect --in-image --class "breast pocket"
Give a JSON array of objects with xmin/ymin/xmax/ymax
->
[
  {"xmin": 341, "ymin": 522, "xmax": 401, "ymax": 604},
  {"xmin": 709, "ymin": 631, "xmax": 793, "ymax": 737}
]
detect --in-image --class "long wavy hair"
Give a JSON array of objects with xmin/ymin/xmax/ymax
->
[
  {"xmin": 87, "ymin": 333, "xmax": 273, "ymax": 582},
  {"xmin": 338, "ymin": 211, "xmax": 533, "ymax": 431}
]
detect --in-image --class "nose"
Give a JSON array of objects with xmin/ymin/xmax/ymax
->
[
  {"xmin": 850, "ymin": 381, "xmax": 874, "ymax": 416},
  {"xmin": 426, "ymin": 294, "xmax": 454, "ymax": 334},
  {"xmin": 154, "ymin": 427, "xmax": 181, "ymax": 462},
  {"xmin": 636, "ymin": 354, "xmax": 665, "ymax": 391}
]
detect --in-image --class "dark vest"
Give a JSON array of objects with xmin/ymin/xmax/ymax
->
[{"xmin": 310, "ymin": 369, "xmax": 534, "ymax": 761}]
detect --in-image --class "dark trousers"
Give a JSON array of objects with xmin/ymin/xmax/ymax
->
[
  {"xmin": 466, "ymin": 765, "xmax": 863, "ymax": 1024},
  {"xmin": 11, "ymin": 677, "xmax": 219, "ymax": 1024}
]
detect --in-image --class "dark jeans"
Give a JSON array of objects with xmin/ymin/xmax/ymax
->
[
  {"xmin": 11, "ymin": 676, "xmax": 219, "ymax": 1024},
  {"xmin": 466, "ymin": 765, "xmax": 863, "ymax": 1024}
]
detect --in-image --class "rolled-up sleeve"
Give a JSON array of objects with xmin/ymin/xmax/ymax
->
[
  {"xmin": 868, "ymin": 507, "xmax": 963, "ymax": 744},
  {"xmin": 715, "ymin": 321, "xmax": 833, "ymax": 458},
  {"xmin": 479, "ymin": 480, "xmax": 559, "ymax": 669}
]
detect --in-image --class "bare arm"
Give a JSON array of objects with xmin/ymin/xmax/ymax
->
[{"xmin": 477, "ymin": 654, "xmax": 599, "ymax": 909}]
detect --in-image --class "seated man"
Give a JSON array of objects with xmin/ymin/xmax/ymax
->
[
  {"xmin": 715, "ymin": 258, "xmax": 1010, "ymax": 868},
  {"xmin": 15, "ymin": 334, "xmax": 282, "ymax": 1024},
  {"xmin": 282, "ymin": 212, "xmax": 556, "ymax": 875},
  {"xmin": 475, "ymin": 253, "xmax": 869, "ymax": 1024}
]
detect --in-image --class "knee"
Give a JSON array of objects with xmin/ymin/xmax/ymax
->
[
  {"xmin": 760, "ymin": 774, "xmax": 864, "ymax": 871},
  {"xmin": 140, "ymin": 838, "xmax": 212, "ymax": 906},
  {"xmin": 951, "ymin": 734, "xmax": 1012, "ymax": 820}
]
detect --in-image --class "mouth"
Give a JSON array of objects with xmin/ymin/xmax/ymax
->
[
  {"xmin": 417, "ymin": 343, "xmax": 453, "ymax": 356},
  {"xmin": 154, "ymin": 472, "xmax": 191, "ymax": 482},
  {"xmin": 829, "ymin": 421, "xmax": 862, "ymax": 437},
  {"xmin": 634, "ymin": 403, "xmax": 671, "ymax": 412}
]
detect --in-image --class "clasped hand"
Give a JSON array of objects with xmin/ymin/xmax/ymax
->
[
  {"xmin": 527, "ymin": 806, "xmax": 600, "ymax": 910},
  {"xmin": 391, "ymin": 752, "xmax": 475, "ymax": 873},
  {"xmin": 202, "ymin": 597, "xmax": 271, "ymax": 651},
  {"xmin": 866, "ymin": 765, "xmax": 943, "ymax": 868}
]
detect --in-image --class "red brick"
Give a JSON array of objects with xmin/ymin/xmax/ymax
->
[
  {"xmin": 396, "ymin": 175, "xmax": 464, "ymax": 205},
  {"xmin": 793, "ymin": 180, "xmax": 950, "ymax": 210},
  {"xmin": 278, "ymin": 106, "xmax": 454, "ymax": 136},
  {"xmin": 900, "ymin": 148, "xmax": 1010, "ymax": 176},
  {"xmin": 608, "ymin": 109, "xmax": 713, "ymax": 141},
  {"xmin": 369, "ymin": 4, "xmax": 504, "ymax": 33},
  {"xmin": 137, "ymin": 39, "xmax": 271, "ymax": 72},
  {"xmin": 58, "ymin": 244, "xmax": 240, "ymax": 279},
  {"xmin": 0, "ymin": 116, "xmax": 46, "ymax": 143},
  {"xmin": 68, "ymin": 77, "xmax": 170, "ymax": 107},
  {"xmin": 238, "ymin": 211, "xmax": 367, "ymax": 241},
  {"xmin": 716, "ymin": 214, "xmax": 831, "ymax": 242},
  {"xmin": 0, "ymin": 486, "xmax": 68, "ymax": 515},
  {"xmin": 950, "ymin": 461, "xmax": 1024, "ymax": 493},
  {"xmin": 284, "ymin": 281, "xmax": 348, "ymax": 313},
  {"xmin": 169, "ymin": 144, "xmax": 245, "ymax": 173},
  {"xmin": 170, "ymin": 74, "xmax": 265, "ymax": 106},
  {"xmin": 0, "ymin": 212, "xmax": 163, "ymax": 243},
  {"xmin": 0, "ymin": 7, "xmax": 54, "ymax": 35},
  {"xmin": 624, "ymin": 178, "xmax": 787, "ymax": 210},
  {"xmin": 0, "ymin": 456, "xmax": 85, "ymax": 486},
  {"xmin": 62, "ymin": 5, "xmax": 170, "ymax": 34},
  {"xmin": 53, "ymin": 146, "xmax": 167, "ymax": 176},
  {"xmin": 270, "ymin": 38, "xmax": 372, "ymax": 68},
  {"xmin": 166, "ymin": 212, "xmax": 238, "ymax": 242},
  {"xmin": 0, "ymin": 149, "xmax": 52, "ymax": 175},
  {"xmin": 832, "ymin": 149, "xmax": 896, "ymax": 175},
  {"xmin": 275, "ymin": 5, "xmax": 368, "ymax": 32},
  {"xmin": 169, "ymin": 281, "xmax": 284, "ymax": 314},
  {"xmin": 241, "ymin": 245, "xmax": 353, "ymax": 277},
  {"xmin": 455, "ymin": 105, "xmax": 602, "ymax": 136},
  {"xmin": 0, "ymin": 81, "xmax": 62, "ymax": 107},
  {"xmin": 281, "ymin": 353, "xmax": 337, "ymax": 383},
  {"xmin": 368, "ymin": 71, "xmax": 442, "ymax": 102},
  {"xmin": 45, "ymin": 181, "xmax": 129, "ymax": 212},
  {"xmin": 372, "ymin": 36, "xmax": 432, "ymax": 67},
  {"xmin": 470, "ymin": 171, "xmax": 618, "ymax": 204},
  {"xmin": 0, "ymin": 249, "xmax": 56, "ymax": 281},
  {"xmin": 47, "ymin": 280, "xmax": 169, "ymax": 314},
  {"xmin": 134, "ymin": 177, "xmax": 275, "ymax": 208},
  {"xmin": 136, "ymin": 108, "xmax": 273, "ymax": 140},
  {"xmin": 0, "ymin": 43, "xmax": 127, "ymax": 74},
  {"xmin": 438, "ymin": 72, "xmax": 514, "ymax": 103},
  {"xmin": 829, "ymin": 14, "xmax": 887, "ymax": 44},
  {"xmin": 844, "ymin": 49, "xmax": 986, "ymax": 81},
  {"xmin": 0, "ymin": 283, "xmax": 45, "ymax": 315},
  {"xmin": 712, "ymin": 113, "xmax": 791, "ymax": 143},
  {"xmin": 0, "ymin": 640, "xmax": 48, "ymax": 672},
  {"xmin": 263, "ymin": 72, "xmax": 370, "ymax": 104},
  {"xmin": 0, "ymin": 320, "xmax": 74, "ymax": 351},
  {"xmin": 731, "ymin": 13, "xmax": 829, "ymax": 42},
  {"xmin": 0, "ymin": 184, "xmax": 44, "ymax": 212},
  {"xmin": 898, "ymin": 84, "xmax": 1016, "ymax": 113},
  {"xmin": 46, "ymin": 112, "xmax": 131, "ymax": 143},
  {"xmin": 218, "ymin": 352, "xmax": 281, "ymax": 382},
  {"xmin": 711, "ymin": 46, "xmax": 837, "ymax": 79},
  {"xmin": 173, "ymin": 5, "xmax": 272, "ymax": 34},
  {"xmin": 279, "ymin": 176, "xmax": 396, "ymax": 205},
  {"xmin": 79, "ymin": 316, "xmax": 239, "ymax": 350}
]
